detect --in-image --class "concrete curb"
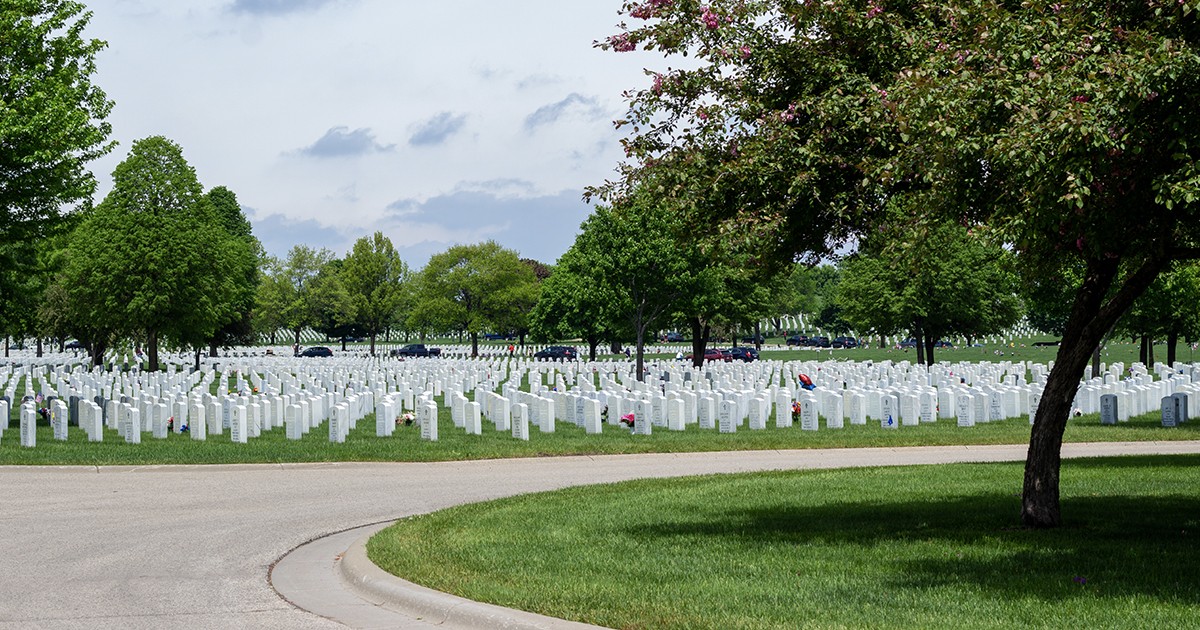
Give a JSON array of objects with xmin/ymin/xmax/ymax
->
[{"xmin": 338, "ymin": 529, "xmax": 606, "ymax": 630}]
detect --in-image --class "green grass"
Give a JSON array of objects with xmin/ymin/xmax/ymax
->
[
  {"xmin": 1, "ymin": 403, "xmax": 1195, "ymax": 466},
  {"xmin": 368, "ymin": 455, "xmax": 1200, "ymax": 629}
]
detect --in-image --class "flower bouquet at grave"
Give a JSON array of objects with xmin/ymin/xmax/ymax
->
[
  {"xmin": 396, "ymin": 412, "xmax": 415, "ymax": 426},
  {"xmin": 619, "ymin": 413, "xmax": 636, "ymax": 428}
]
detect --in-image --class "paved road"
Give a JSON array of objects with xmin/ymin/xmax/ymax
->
[{"xmin": 3, "ymin": 442, "xmax": 1198, "ymax": 629}]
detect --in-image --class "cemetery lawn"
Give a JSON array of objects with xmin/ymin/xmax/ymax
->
[
  {"xmin": 2, "ymin": 409, "xmax": 1198, "ymax": 466},
  {"xmin": 368, "ymin": 454, "xmax": 1200, "ymax": 630}
]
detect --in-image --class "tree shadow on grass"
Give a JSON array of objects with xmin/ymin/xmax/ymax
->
[{"xmin": 620, "ymin": 468, "xmax": 1200, "ymax": 605}]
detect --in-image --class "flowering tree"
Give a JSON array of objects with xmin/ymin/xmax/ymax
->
[{"xmin": 600, "ymin": 0, "xmax": 1200, "ymax": 527}]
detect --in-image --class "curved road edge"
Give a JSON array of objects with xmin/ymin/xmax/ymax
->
[{"xmin": 271, "ymin": 441, "xmax": 1200, "ymax": 629}]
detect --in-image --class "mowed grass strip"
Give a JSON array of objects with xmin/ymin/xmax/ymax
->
[
  {"xmin": 1, "ymin": 406, "xmax": 1197, "ymax": 466},
  {"xmin": 368, "ymin": 455, "xmax": 1200, "ymax": 630}
]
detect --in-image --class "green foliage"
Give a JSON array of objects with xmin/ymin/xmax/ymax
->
[
  {"xmin": 529, "ymin": 249, "xmax": 623, "ymax": 358},
  {"xmin": 257, "ymin": 245, "xmax": 336, "ymax": 346},
  {"xmin": 342, "ymin": 231, "xmax": 409, "ymax": 354},
  {"xmin": 838, "ymin": 217, "xmax": 1021, "ymax": 363},
  {"xmin": 414, "ymin": 241, "xmax": 538, "ymax": 356},
  {"xmin": 0, "ymin": 0, "xmax": 114, "ymax": 238},
  {"xmin": 570, "ymin": 193, "xmax": 696, "ymax": 376},
  {"xmin": 60, "ymin": 136, "xmax": 239, "ymax": 368},
  {"xmin": 205, "ymin": 186, "xmax": 260, "ymax": 350}
]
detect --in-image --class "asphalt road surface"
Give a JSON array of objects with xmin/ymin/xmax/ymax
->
[{"xmin": 3, "ymin": 442, "xmax": 1198, "ymax": 629}]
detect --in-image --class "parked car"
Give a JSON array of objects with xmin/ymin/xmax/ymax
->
[
  {"xmin": 393, "ymin": 344, "xmax": 441, "ymax": 357},
  {"xmin": 685, "ymin": 348, "xmax": 725, "ymax": 363},
  {"xmin": 483, "ymin": 332, "xmax": 513, "ymax": 340},
  {"xmin": 741, "ymin": 334, "xmax": 765, "ymax": 344},
  {"xmin": 728, "ymin": 347, "xmax": 759, "ymax": 362},
  {"xmin": 298, "ymin": 346, "xmax": 333, "ymax": 357},
  {"xmin": 898, "ymin": 338, "xmax": 919, "ymax": 348},
  {"xmin": 664, "ymin": 331, "xmax": 685, "ymax": 342},
  {"xmin": 64, "ymin": 340, "xmax": 84, "ymax": 349},
  {"xmin": 934, "ymin": 340, "xmax": 954, "ymax": 348},
  {"xmin": 786, "ymin": 335, "xmax": 808, "ymax": 346},
  {"xmin": 533, "ymin": 345, "xmax": 577, "ymax": 360},
  {"xmin": 832, "ymin": 336, "xmax": 859, "ymax": 348},
  {"xmin": 719, "ymin": 348, "xmax": 734, "ymax": 361},
  {"xmin": 812, "ymin": 336, "xmax": 831, "ymax": 348}
]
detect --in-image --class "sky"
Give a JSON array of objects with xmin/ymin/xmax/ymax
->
[{"xmin": 81, "ymin": 0, "xmax": 656, "ymax": 267}]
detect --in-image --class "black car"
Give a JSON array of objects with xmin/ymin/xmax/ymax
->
[
  {"xmin": 664, "ymin": 331, "xmax": 685, "ymax": 342},
  {"xmin": 812, "ymin": 336, "xmax": 831, "ymax": 348},
  {"xmin": 298, "ymin": 346, "xmax": 333, "ymax": 357},
  {"xmin": 832, "ymin": 336, "xmax": 859, "ymax": 348},
  {"xmin": 728, "ymin": 346, "xmax": 759, "ymax": 362},
  {"xmin": 534, "ymin": 345, "xmax": 577, "ymax": 360},
  {"xmin": 741, "ymin": 334, "xmax": 765, "ymax": 344},
  {"xmin": 898, "ymin": 338, "xmax": 919, "ymax": 348},
  {"xmin": 64, "ymin": 340, "xmax": 84, "ymax": 349},
  {"xmin": 786, "ymin": 335, "xmax": 808, "ymax": 346}
]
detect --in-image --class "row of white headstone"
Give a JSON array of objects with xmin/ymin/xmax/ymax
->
[{"xmin": 5, "ymin": 356, "xmax": 1195, "ymax": 448}]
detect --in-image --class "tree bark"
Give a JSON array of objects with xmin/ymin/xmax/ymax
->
[
  {"xmin": 587, "ymin": 336, "xmax": 600, "ymax": 362},
  {"xmin": 470, "ymin": 332, "xmax": 479, "ymax": 358},
  {"xmin": 1023, "ymin": 255, "xmax": 1166, "ymax": 528},
  {"xmin": 1167, "ymin": 331, "xmax": 1179, "ymax": 367},
  {"xmin": 209, "ymin": 339, "xmax": 218, "ymax": 358},
  {"xmin": 369, "ymin": 333, "xmax": 376, "ymax": 356},
  {"xmin": 147, "ymin": 328, "xmax": 159, "ymax": 372},
  {"xmin": 689, "ymin": 317, "xmax": 706, "ymax": 368}
]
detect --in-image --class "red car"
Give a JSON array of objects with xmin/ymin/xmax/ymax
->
[{"xmin": 684, "ymin": 348, "xmax": 725, "ymax": 363}]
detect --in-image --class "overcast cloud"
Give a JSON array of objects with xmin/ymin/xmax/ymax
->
[{"xmin": 82, "ymin": 0, "xmax": 654, "ymax": 266}]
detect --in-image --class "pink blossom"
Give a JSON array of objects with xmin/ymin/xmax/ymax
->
[
  {"xmin": 1072, "ymin": 94, "xmax": 1089, "ymax": 103},
  {"xmin": 866, "ymin": 2, "xmax": 884, "ymax": 18},
  {"xmin": 740, "ymin": 45, "xmax": 752, "ymax": 59},
  {"xmin": 651, "ymin": 73, "xmax": 664, "ymax": 94},
  {"xmin": 609, "ymin": 33, "xmax": 636, "ymax": 52},
  {"xmin": 697, "ymin": 107, "xmax": 710, "ymax": 121},
  {"xmin": 701, "ymin": 6, "xmax": 721, "ymax": 29}
]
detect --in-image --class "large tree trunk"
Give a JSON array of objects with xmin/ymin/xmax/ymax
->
[
  {"xmin": 369, "ymin": 333, "xmax": 377, "ymax": 356},
  {"xmin": 147, "ymin": 329, "xmax": 159, "ymax": 372},
  {"xmin": 924, "ymin": 335, "xmax": 937, "ymax": 367},
  {"xmin": 91, "ymin": 341, "xmax": 107, "ymax": 367},
  {"xmin": 36, "ymin": 337, "xmax": 43, "ymax": 358},
  {"xmin": 754, "ymin": 321, "xmax": 762, "ymax": 351},
  {"xmin": 1167, "ymin": 331, "xmax": 1179, "ymax": 367},
  {"xmin": 470, "ymin": 332, "xmax": 479, "ymax": 358},
  {"xmin": 1023, "ymin": 255, "xmax": 1165, "ymax": 528},
  {"xmin": 690, "ymin": 317, "xmax": 706, "ymax": 368},
  {"xmin": 914, "ymin": 325, "xmax": 926, "ymax": 366},
  {"xmin": 209, "ymin": 339, "xmax": 219, "ymax": 358},
  {"xmin": 1139, "ymin": 335, "xmax": 1149, "ymax": 365},
  {"xmin": 587, "ymin": 336, "xmax": 600, "ymax": 362}
]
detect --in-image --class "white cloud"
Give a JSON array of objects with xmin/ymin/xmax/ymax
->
[{"xmin": 83, "ymin": 0, "xmax": 656, "ymax": 266}]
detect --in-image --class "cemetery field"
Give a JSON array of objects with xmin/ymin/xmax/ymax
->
[
  {"xmin": 368, "ymin": 454, "xmax": 1200, "ymax": 630},
  {"xmin": 1, "ymin": 408, "xmax": 1195, "ymax": 466}
]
